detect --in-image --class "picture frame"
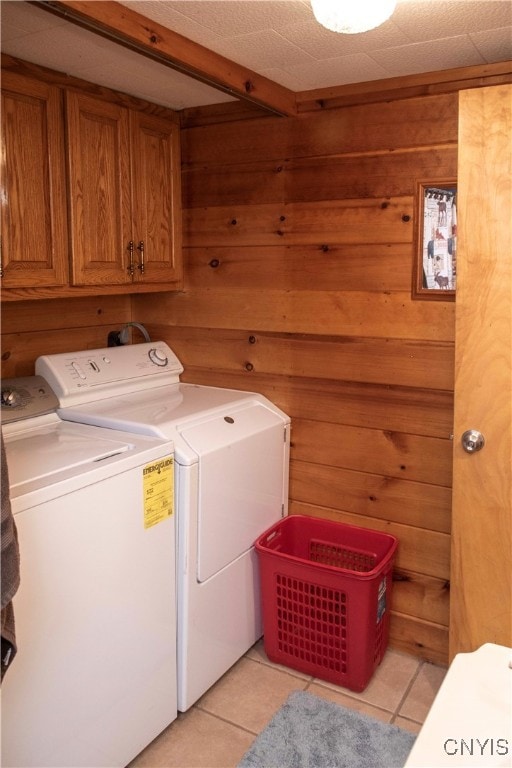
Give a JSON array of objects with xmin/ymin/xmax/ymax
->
[{"xmin": 413, "ymin": 180, "xmax": 457, "ymax": 300}]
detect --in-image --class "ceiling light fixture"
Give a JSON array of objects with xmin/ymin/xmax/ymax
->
[{"xmin": 311, "ymin": 0, "xmax": 397, "ymax": 34}]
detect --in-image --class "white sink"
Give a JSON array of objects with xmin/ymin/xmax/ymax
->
[{"xmin": 405, "ymin": 643, "xmax": 512, "ymax": 767}]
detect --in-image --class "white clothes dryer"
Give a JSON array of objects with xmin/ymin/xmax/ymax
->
[
  {"xmin": 37, "ymin": 342, "xmax": 291, "ymax": 712},
  {"xmin": 1, "ymin": 376, "xmax": 177, "ymax": 768}
]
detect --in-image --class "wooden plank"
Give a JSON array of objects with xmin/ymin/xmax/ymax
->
[
  {"xmin": 284, "ymin": 148, "xmax": 458, "ymax": 204},
  {"xmin": 290, "ymin": 460, "xmax": 451, "ymax": 533},
  {"xmin": 136, "ymin": 294, "xmax": 455, "ymax": 369},
  {"xmin": 289, "ymin": 98, "xmax": 458, "ymax": 159},
  {"xmin": 392, "ymin": 569, "xmax": 450, "ymax": 627},
  {"xmin": 288, "ymin": 503, "xmax": 451, "ymax": 580},
  {"xmin": 182, "ymin": 93, "xmax": 457, "ymax": 164},
  {"xmin": 127, "ymin": 330, "xmax": 452, "ymax": 437},
  {"xmin": 184, "ymin": 197, "xmax": 414, "ymax": 247},
  {"xmin": 40, "ymin": 1, "xmax": 297, "ymax": 116},
  {"xmin": 180, "ymin": 100, "xmax": 271, "ymax": 129},
  {"xmin": 182, "ymin": 147, "xmax": 457, "ymax": 207},
  {"xmin": 160, "ymin": 330, "xmax": 453, "ymax": 390},
  {"xmin": 183, "ymin": 244, "xmax": 414, "ymax": 292},
  {"xmin": 389, "ymin": 613, "xmax": 449, "ymax": 666},
  {"xmin": 1, "ymin": 296, "xmax": 131, "ymax": 378},
  {"xmin": 1, "ymin": 296, "xmax": 131, "ymax": 333},
  {"xmin": 182, "ymin": 161, "xmax": 286, "ymax": 208},
  {"xmin": 129, "ymin": 325, "xmax": 454, "ymax": 437},
  {"xmin": 291, "ymin": 419, "xmax": 453, "ymax": 487},
  {"xmin": 296, "ymin": 61, "xmax": 512, "ymax": 112},
  {"xmin": 269, "ymin": 375, "xmax": 453, "ymax": 439},
  {"xmin": 147, "ymin": 363, "xmax": 453, "ymax": 440},
  {"xmin": 1, "ymin": 326, "xmax": 124, "ymax": 377},
  {"xmin": 182, "ymin": 115, "xmax": 289, "ymax": 165}
]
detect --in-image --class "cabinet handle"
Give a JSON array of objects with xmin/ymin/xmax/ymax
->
[
  {"xmin": 127, "ymin": 241, "xmax": 135, "ymax": 276},
  {"xmin": 137, "ymin": 240, "xmax": 145, "ymax": 274}
]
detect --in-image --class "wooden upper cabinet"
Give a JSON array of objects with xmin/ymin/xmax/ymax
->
[
  {"xmin": 130, "ymin": 111, "xmax": 182, "ymax": 285},
  {"xmin": 66, "ymin": 92, "xmax": 182, "ymax": 287},
  {"xmin": 66, "ymin": 92, "xmax": 132, "ymax": 286},
  {"xmin": 1, "ymin": 72, "xmax": 68, "ymax": 288}
]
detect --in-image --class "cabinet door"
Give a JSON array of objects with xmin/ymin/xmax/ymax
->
[
  {"xmin": 66, "ymin": 92, "xmax": 132, "ymax": 285},
  {"xmin": 1, "ymin": 72, "xmax": 68, "ymax": 288},
  {"xmin": 130, "ymin": 111, "xmax": 182, "ymax": 284}
]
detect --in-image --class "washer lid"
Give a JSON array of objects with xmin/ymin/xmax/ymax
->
[{"xmin": 5, "ymin": 420, "xmax": 134, "ymax": 489}]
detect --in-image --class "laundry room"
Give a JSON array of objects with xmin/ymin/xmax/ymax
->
[{"xmin": 1, "ymin": 1, "xmax": 511, "ymax": 767}]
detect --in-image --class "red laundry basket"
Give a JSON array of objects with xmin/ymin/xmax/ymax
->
[{"xmin": 255, "ymin": 515, "xmax": 398, "ymax": 692}]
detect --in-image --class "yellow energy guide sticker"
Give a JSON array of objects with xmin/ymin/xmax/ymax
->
[{"xmin": 143, "ymin": 455, "xmax": 174, "ymax": 529}]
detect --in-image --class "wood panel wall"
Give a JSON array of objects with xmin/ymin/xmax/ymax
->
[
  {"xmin": 134, "ymin": 91, "xmax": 458, "ymax": 664},
  {"xmin": 1, "ymin": 64, "xmax": 462, "ymax": 664},
  {"xmin": 1, "ymin": 296, "xmax": 132, "ymax": 378}
]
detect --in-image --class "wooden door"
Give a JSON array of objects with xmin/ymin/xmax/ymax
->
[
  {"xmin": 130, "ymin": 111, "xmax": 182, "ymax": 285},
  {"xmin": 66, "ymin": 92, "xmax": 132, "ymax": 285},
  {"xmin": 450, "ymin": 84, "xmax": 512, "ymax": 658},
  {"xmin": 1, "ymin": 72, "xmax": 68, "ymax": 288}
]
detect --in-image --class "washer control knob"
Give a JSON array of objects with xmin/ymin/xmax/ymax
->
[
  {"xmin": 1, "ymin": 389, "xmax": 21, "ymax": 408},
  {"xmin": 148, "ymin": 347, "xmax": 168, "ymax": 367}
]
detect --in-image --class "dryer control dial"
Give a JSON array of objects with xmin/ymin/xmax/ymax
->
[{"xmin": 148, "ymin": 347, "xmax": 169, "ymax": 367}]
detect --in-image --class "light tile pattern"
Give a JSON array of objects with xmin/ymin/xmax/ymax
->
[
  {"xmin": 2, "ymin": 1, "xmax": 511, "ymax": 110},
  {"xmin": 128, "ymin": 641, "xmax": 447, "ymax": 768}
]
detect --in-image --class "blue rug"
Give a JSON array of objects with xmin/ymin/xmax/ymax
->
[{"xmin": 238, "ymin": 690, "xmax": 416, "ymax": 768}]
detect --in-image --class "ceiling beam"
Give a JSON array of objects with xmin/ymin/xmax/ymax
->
[{"xmin": 35, "ymin": 0, "xmax": 298, "ymax": 116}]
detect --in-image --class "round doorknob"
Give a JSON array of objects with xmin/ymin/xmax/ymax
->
[{"xmin": 461, "ymin": 430, "xmax": 485, "ymax": 453}]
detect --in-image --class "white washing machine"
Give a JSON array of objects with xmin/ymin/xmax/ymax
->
[
  {"xmin": 37, "ymin": 342, "xmax": 290, "ymax": 712},
  {"xmin": 1, "ymin": 376, "xmax": 177, "ymax": 768}
]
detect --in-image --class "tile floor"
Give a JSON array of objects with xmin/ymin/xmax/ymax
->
[{"xmin": 129, "ymin": 641, "xmax": 447, "ymax": 768}]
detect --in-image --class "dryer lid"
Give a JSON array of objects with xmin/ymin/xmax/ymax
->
[{"xmin": 179, "ymin": 403, "xmax": 287, "ymax": 583}]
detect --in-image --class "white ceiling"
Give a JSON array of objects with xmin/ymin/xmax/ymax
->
[{"xmin": 1, "ymin": 0, "xmax": 511, "ymax": 110}]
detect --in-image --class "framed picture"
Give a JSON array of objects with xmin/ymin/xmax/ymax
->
[{"xmin": 413, "ymin": 180, "xmax": 457, "ymax": 300}]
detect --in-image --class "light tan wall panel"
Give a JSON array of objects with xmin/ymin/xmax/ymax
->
[
  {"xmin": 182, "ymin": 160, "xmax": 285, "ymax": 208},
  {"xmin": 392, "ymin": 570, "xmax": 450, "ymax": 627},
  {"xmin": 291, "ymin": 419, "xmax": 452, "ymax": 487},
  {"xmin": 184, "ymin": 197, "xmax": 413, "ymax": 247},
  {"xmin": 290, "ymin": 460, "xmax": 451, "ymax": 533},
  {"xmin": 182, "ymin": 147, "xmax": 457, "ymax": 208},
  {"xmin": 136, "ymin": 332, "xmax": 453, "ymax": 438},
  {"xmin": 1, "ymin": 295, "xmax": 130, "ymax": 334},
  {"xmin": 133, "ymin": 90, "xmax": 460, "ymax": 664},
  {"xmin": 138, "ymin": 288, "xmax": 455, "ymax": 345},
  {"xmin": 284, "ymin": 147, "xmax": 457, "ymax": 203},
  {"xmin": 288, "ymin": 501, "xmax": 450, "ymax": 580},
  {"xmin": 184, "ymin": 244, "xmax": 414, "ymax": 292},
  {"xmin": 182, "ymin": 115, "xmax": 289, "ymax": 165},
  {"xmin": 287, "ymin": 94, "xmax": 458, "ymax": 158},
  {"xmin": 1, "ymin": 296, "xmax": 131, "ymax": 377},
  {"xmin": 390, "ymin": 612, "xmax": 449, "ymax": 666},
  {"xmin": 270, "ymin": 375, "xmax": 453, "ymax": 439},
  {"xmin": 135, "ymin": 355, "xmax": 452, "ymax": 444},
  {"xmin": 182, "ymin": 93, "xmax": 458, "ymax": 165},
  {"xmin": 155, "ymin": 314, "xmax": 453, "ymax": 387}
]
